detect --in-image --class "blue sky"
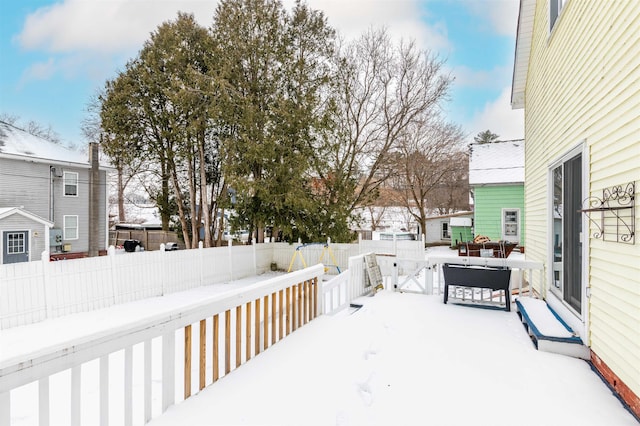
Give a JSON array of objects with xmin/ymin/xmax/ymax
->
[{"xmin": 0, "ymin": 0, "xmax": 523, "ymax": 147}]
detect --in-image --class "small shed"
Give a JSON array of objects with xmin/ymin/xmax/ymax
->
[{"xmin": 423, "ymin": 211, "xmax": 473, "ymax": 245}]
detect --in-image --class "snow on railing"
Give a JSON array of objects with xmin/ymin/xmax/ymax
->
[
  {"xmin": 0, "ymin": 265, "xmax": 324, "ymax": 426},
  {"xmin": 1, "ymin": 239, "xmax": 423, "ymax": 330}
]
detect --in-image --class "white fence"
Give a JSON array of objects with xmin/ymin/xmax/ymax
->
[
  {"xmin": 0, "ymin": 239, "xmax": 425, "ymax": 330},
  {"xmin": 0, "ymin": 265, "xmax": 325, "ymax": 426},
  {"xmin": 0, "ymin": 243, "xmax": 269, "ymax": 330}
]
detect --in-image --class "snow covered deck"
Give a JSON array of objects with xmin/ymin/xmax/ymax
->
[{"xmin": 1, "ymin": 267, "xmax": 638, "ymax": 425}]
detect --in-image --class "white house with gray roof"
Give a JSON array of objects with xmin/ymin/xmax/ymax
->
[{"xmin": 0, "ymin": 120, "xmax": 110, "ymax": 263}]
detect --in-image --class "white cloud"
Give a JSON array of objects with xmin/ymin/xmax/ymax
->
[
  {"xmin": 16, "ymin": 0, "xmax": 216, "ymax": 54},
  {"xmin": 293, "ymin": 0, "xmax": 450, "ymax": 51},
  {"xmin": 466, "ymin": 86, "xmax": 524, "ymax": 143},
  {"xmin": 466, "ymin": 0, "xmax": 520, "ymax": 37},
  {"xmin": 451, "ymin": 64, "xmax": 512, "ymax": 90},
  {"xmin": 17, "ymin": 0, "xmax": 446, "ymax": 55},
  {"xmin": 19, "ymin": 58, "xmax": 56, "ymax": 84}
]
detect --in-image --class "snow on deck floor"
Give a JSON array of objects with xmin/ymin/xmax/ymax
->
[
  {"xmin": 2, "ymin": 268, "xmax": 637, "ymax": 426},
  {"xmin": 148, "ymin": 291, "xmax": 637, "ymax": 426}
]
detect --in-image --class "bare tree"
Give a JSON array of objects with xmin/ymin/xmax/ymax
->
[
  {"xmin": 322, "ymin": 28, "xmax": 452, "ymax": 221},
  {"xmin": 0, "ymin": 113, "xmax": 61, "ymax": 144},
  {"xmin": 389, "ymin": 118, "xmax": 467, "ymax": 237}
]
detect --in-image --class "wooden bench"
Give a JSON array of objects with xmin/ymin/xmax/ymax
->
[{"xmin": 442, "ymin": 263, "xmax": 512, "ymax": 311}]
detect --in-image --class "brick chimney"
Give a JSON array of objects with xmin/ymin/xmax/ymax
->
[{"xmin": 88, "ymin": 142, "xmax": 101, "ymax": 257}]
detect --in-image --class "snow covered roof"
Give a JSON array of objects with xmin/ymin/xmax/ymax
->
[
  {"xmin": 0, "ymin": 120, "xmax": 90, "ymax": 167},
  {"xmin": 469, "ymin": 141, "xmax": 524, "ymax": 185}
]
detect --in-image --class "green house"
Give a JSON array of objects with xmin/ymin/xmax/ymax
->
[{"xmin": 469, "ymin": 141, "xmax": 525, "ymax": 246}]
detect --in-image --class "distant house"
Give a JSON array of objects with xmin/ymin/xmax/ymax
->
[
  {"xmin": 512, "ymin": 0, "xmax": 639, "ymax": 417},
  {"xmin": 423, "ymin": 211, "xmax": 473, "ymax": 246},
  {"xmin": 468, "ymin": 140, "xmax": 525, "ymax": 245},
  {"xmin": 0, "ymin": 121, "xmax": 110, "ymax": 263}
]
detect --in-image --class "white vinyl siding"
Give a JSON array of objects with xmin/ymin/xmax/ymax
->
[{"xmin": 524, "ymin": 0, "xmax": 640, "ymax": 400}]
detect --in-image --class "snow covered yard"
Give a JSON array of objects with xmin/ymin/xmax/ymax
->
[{"xmin": 147, "ymin": 291, "xmax": 637, "ymax": 426}]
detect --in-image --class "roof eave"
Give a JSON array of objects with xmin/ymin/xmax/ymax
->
[
  {"xmin": 0, "ymin": 152, "xmax": 113, "ymax": 171},
  {"xmin": 511, "ymin": 0, "xmax": 536, "ymax": 110}
]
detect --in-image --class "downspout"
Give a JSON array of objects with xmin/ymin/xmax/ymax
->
[{"xmin": 49, "ymin": 166, "xmax": 54, "ymax": 222}]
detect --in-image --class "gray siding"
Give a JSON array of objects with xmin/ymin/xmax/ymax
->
[
  {"xmin": 0, "ymin": 157, "xmax": 109, "ymax": 254},
  {"xmin": 0, "ymin": 158, "xmax": 51, "ymax": 218}
]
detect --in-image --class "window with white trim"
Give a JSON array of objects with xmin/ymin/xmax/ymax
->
[
  {"xmin": 64, "ymin": 215, "xmax": 79, "ymax": 240},
  {"xmin": 550, "ymin": 0, "xmax": 566, "ymax": 32},
  {"xmin": 441, "ymin": 222, "xmax": 450, "ymax": 239},
  {"xmin": 7, "ymin": 233, "xmax": 26, "ymax": 254},
  {"xmin": 502, "ymin": 209, "xmax": 520, "ymax": 243},
  {"xmin": 63, "ymin": 171, "xmax": 78, "ymax": 196}
]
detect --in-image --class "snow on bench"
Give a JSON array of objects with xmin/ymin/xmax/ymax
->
[{"xmin": 515, "ymin": 297, "xmax": 589, "ymax": 360}]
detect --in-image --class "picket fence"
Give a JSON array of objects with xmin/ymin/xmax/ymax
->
[{"xmin": 0, "ymin": 239, "xmax": 425, "ymax": 330}]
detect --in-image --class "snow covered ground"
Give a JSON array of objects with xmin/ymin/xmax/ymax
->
[
  {"xmin": 146, "ymin": 290, "xmax": 637, "ymax": 426},
  {"xmin": 3, "ymin": 250, "xmax": 638, "ymax": 426}
]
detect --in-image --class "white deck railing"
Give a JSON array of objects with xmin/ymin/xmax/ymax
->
[
  {"xmin": 0, "ymin": 265, "xmax": 324, "ymax": 426},
  {"xmin": 321, "ymin": 253, "xmax": 377, "ymax": 314},
  {"xmin": 390, "ymin": 255, "xmax": 544, "ymax": 304},
  {"xmin": 426, "ymin": 255, "xmax": 544, "ymax": 296}
]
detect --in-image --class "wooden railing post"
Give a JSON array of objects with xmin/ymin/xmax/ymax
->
[
  {"xmin": 246, "ymin": 301, "xmax": 252, "ymax": 362},
  {"xmin": 225, "ymin": 310, "xmax": 231, "ymax": 375},
  {"xmin": 213, "ymin": 314, "xmax": 219, "ymax": 382},
  {"xmin": 199, "ymin": 319, "xmax": 206, "ymax": 391},
  {"xmin": 236, "ymin": 306, "xmax": 242, "ymax": 368},
  {"xmin": 255, "ymin": 299, "xmax": 261, "ymax": 355},
  {"xmin": 184, "ymin": 325, "xmax": 192, "ymax": 399},
  {"xmin": 271, "ymin": 292, "xmax": 276, "ymax": 345},
  {"xmin": 263, "ymin": 295, "xmax": 268, "ymax": 351},
  {"xmin": 286, "ymin": 287, "xmax": 291, "ymax": 336},
  {"xmin": 278, "ymin": 290, "xmax": 284, "ymax": 340}
]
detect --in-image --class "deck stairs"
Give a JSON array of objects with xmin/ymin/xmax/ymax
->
[{"xmin": 515, "ymin": 297, "xmax": 590, "ymax": 360}]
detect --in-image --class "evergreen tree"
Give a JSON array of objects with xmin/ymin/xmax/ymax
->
[{"xmin": 473, "ymin": 129, "xmax": 500, "ymax": 144}]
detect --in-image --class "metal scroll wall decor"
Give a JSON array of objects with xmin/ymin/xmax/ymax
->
[{"xmin": 579, "ymin": 182, "xmax": 635, "ymax": 244}]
